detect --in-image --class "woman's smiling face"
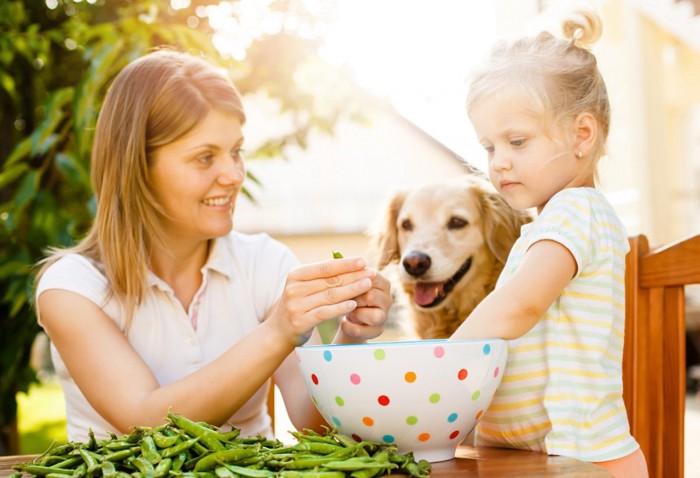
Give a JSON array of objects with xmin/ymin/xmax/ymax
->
[{"xmin": 149, "ymin": 109, "xmax": 245, "ymax": 244}]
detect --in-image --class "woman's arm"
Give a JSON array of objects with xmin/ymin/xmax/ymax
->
[
  {"xmin": 451, "ymin": 239, "xmax": 577, "ymax": 340},
  {"xmin": 39, "ymin": 256, "xmax": 376, "ymax": 434}
]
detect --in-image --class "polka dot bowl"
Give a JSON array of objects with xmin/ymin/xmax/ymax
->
[{"xmin": 295, "ymin": 338, "xmax": 507, "ymax": 462}]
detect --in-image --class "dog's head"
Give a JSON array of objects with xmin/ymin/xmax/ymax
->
[{"xmin": 375, "ymin": 174, "xmax": 532, "ymax": 317}]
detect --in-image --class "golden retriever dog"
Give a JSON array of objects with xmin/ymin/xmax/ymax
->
[{"xmin": 375, "ymin": 174, "xmax": 532, "ymax": 339}]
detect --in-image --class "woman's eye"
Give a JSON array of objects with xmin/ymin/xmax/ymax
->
[
  {"xmin": 510, "ymin": 139, "xmax": 525, "ymax": 147},
  {"xmin": 197, "ymin": 153, "xmax": 214, "ymax": 164},
  {"xmin": 231, "ymin": 148, "xmax": 245, "ymax": 160},
  {"xmin": 482, "ymin": 144, "xmax": 494, "ymax": 154}
]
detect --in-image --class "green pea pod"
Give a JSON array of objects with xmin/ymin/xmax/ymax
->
[
  {"xmin": 193, "ymin": 448, "xmax": 259, "ymax": 472},
  {"xmin": 168, "ymin": 413, "xmax": 225, "ymax": 452},
  {"xmin": 103, "ymin": 446, "xmax": 140, "ymax": 462},
  {"xmin": 153, "ymin": 457, "xmax": 172, "ymax": 478},
  {"xmin": 160, "ymin": 437, "xmax": 200, "ymax": 458},
  {"xmin": 292, "ymin": 441, "xmax": 344, "ymax": 455},
  {"xmin": 13, "ymin": 465, "xmax": 74, "ymax": 476},
  {"xmin": 131, "ymin": 456, "xmax": 155, "ymax": 478},
  {"xmin": 77, "ymin": 448, "xmax": 100, "ymax": 469},
  {"xmin": 171, "ymin": 452, "xmax": 187, "ymax": 472},
  {"xmin": 51, "ymin": 456, "xmax": 83, "ymax": 469},
  {"xmin": 279, "ymin": 471, "xmax": 345, "ymax": 478},
  {"xmin": 141, "ymin": 436, "xmax": 162, "ymax": 465},
  {"xmin": 214, "ymin": 466, "xmax": 235, "ymax": 478},
  {"xmin": 101, "ymin": 460, "xmax": 117, "ymax": 477},
  {"xmin": 331, "ymin": 251, "xmax": 343, "ymax": 259},
  {"xmin": 221, "ymin": 464, "xmax": 276, "ymax": 478},
  {"xmin": 152, "ymin": 432, "xmax": 180, "ymax": 449}
]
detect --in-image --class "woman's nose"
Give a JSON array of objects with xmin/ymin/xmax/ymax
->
[{"xmin": 218, "ymin": 157, "xmax": 245, "ymax": 185}]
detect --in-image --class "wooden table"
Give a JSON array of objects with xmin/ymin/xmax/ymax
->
[{"xmin": 0, "ymin": 446, "xmax": 611, "ymax": 477}]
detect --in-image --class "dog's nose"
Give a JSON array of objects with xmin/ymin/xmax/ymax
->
[{"xmin": 403, "ymin": 251, "xmax": 431, "ymax": 277}]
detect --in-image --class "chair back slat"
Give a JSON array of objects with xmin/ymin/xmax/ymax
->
[{"xmin": 624, "ymin": 234, "xmax": 700, "ymax": 478}]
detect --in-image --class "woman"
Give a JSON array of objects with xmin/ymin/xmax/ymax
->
[{"xmin": 35, "ymin": 49, "xmax": 391, "ymax": 442}]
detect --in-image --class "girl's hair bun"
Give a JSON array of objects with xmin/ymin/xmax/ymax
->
[{"xmin": 561, "ymin": 7, "xmax": 602, "ymax": 49}]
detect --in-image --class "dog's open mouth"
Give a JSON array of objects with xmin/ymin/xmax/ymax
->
[{"xmin": 413, "ymin": 257, "xmax": 473, "ymax": 308}]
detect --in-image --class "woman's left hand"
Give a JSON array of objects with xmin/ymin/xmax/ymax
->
[{"xmin": 339, "ymin": 271, "xmax": 392, "ymax": 340}]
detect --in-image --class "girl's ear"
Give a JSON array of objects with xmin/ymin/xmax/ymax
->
[{"xmin": 574, "ymin": 112, "xmax": 597, "ymax": 156}]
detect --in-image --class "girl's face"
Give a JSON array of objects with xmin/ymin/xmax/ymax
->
[
  {"xmin": 470, "ymin": 93, "xmax": 591, "ymax": 214},
  {"xmin": 149, "ymin": 109, "xmax": 245, "ymax": 246}
]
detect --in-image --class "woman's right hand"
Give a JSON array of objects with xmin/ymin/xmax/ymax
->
[{"xmin": 266, "ymin": 256, "xmax": 376, "ymax": 346}]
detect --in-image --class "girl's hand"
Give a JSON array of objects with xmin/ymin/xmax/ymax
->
[
  {"xmin": 268, "ymin": 257, "xmax": 377, "ymax": 346},
  {"xmin": 339, "ymin": 271, "xmax": 391, "ymax": 341}
]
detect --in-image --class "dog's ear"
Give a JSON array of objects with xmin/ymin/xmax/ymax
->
[
  {"xmin": 374, "ymin": 191, "xmax": 406, "ymax": 269},
  {"xmin": 477, "ymin": 185, "xmax": 533, "ymax": 264}
]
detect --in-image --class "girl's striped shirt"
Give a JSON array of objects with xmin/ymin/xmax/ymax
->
[{"xmin": 475, "ymin": 187, "xmax": 640, "ymax": 462}]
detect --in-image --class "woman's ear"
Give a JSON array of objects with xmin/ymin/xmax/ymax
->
[{"xmin": 574, "ymin": 112, "xmax": 597, "ymax": 156}]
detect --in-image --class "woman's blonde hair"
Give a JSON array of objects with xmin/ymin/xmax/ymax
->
[
  {"xmin": 36, "ymin": 49, "xmax": 246, "ymax": 329},
  {"xmin": 467, "ymin": 7, "xmax": 609, "ymax": 167}
]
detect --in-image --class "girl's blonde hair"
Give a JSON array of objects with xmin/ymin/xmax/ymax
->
[
  {"xmin": 467, "ymin": 7, "xmax": 609, "ymax": 167},
  {"xmin": 36, "ymin": 50, "xmax": 246, "ymax": 329}
]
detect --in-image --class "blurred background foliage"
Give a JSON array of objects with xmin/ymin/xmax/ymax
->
[{"xmin": 0, "ymin": 0, "xmax": 352, "ymax": 454}]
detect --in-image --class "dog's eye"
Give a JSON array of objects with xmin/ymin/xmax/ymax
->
[
  {"xmin": 400, "ymin": 219, "xmax": 413, "ymax": 231},
  {"xmin": 447, "ymin": 217, "xmax": 468, "ymax": 229}
]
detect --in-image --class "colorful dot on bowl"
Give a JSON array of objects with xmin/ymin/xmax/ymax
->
[
  {"xmin": 382, "ymin": 435, "xmax": 395, "ymax": 443},
  {"xmin": 406, "ymin": 415, "xmax": 418, "ymax": 426},
  {"xmin": 433, "ymin": 346, "xmax": 445, "ymax": 358},
  {"xmin": 483, "ymin": 344, "xmax": 491, "ymax": 355},
  {"xmin": 311, "ymin": 374, "xmax": 319, "ymax": 385},
  {"xmin": 404, "ymin": 371, "xmax": 417, "ymax": 383},
  {"xmin": 352, "ymin": 434, "xmax": 362, "ymax": 442},
  {"xmin": 457, "ymin": 368, "xmax": 468, "ymax": 380},
  {"xmin": 493, "ymin": 366, "xmax": 500, "ymax": 378},
  {"xmin": 323, "ymin": 351, "xmax": 333, "ymax": 362},
  {"xmin": 449, "ymin": 430, "xmax": 460, "ymax": 440},
  {"xmin": 362, "ymin": 416, "xmax": 374, "ymax": 426},
  {"xmin": 447, "ymin": 413, "xmax": 458, "ymax": 423},
  {"xmin": 471, "ymin": 390, "xmax": 481, "ymax": 401},
  {"xmin": 335, "ymin": 396, "xmax": 345, "ymax": 406},
  {"xmin": 418, "ymin": 433, "xmax": 431, "ymax": 442},
  {"xmin": 374, "ymin": 349, "xmax": 386, "ymax": 360},
  {"xmin": 378, "ymin": 395, "xmax": 390, "ymax": 406},
  {"xmin": 350, "ymin": 373, "xmax": 361, "ymax": 385},
  {"xmin": 429, "ymin": 393, "xmax": 441, "ymax": 404},
  {"xmin": 332, "ymin": 416, "xmax": 341, "ymax": 426},
  {"xmin": 476, "ymin": 410, "xmax": 483, "ymax": 420}
]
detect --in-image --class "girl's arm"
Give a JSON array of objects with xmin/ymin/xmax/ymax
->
[
  {"xmin": 451, "ymin": 239, "xmax": 577, "ymax": 340},
  {"xmin": 38, "ymin": 256, "xmax": 377, "ymax": 434}
]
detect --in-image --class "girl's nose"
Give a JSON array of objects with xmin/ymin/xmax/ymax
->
[{"xmin": 490, "ymin": 150, "xmax": 511, "ymax": 171}]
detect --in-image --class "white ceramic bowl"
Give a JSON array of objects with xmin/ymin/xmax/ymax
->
[{"xmin": 295, "ymin": 339, "xmax": 507, "ymax": 462}]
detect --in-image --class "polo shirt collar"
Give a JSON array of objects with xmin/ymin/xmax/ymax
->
[{"xmin": 146, "ymin": 236, "xmax": 235, "ymax": 290}]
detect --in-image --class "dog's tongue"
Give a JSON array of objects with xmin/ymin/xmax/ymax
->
[{"xmin": 414, "ymin": 282, "xmax": 444, "ymax": 306}]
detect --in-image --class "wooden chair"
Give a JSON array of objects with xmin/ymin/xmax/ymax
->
[{"xmin": 624, "ymin": 233, "xmax": 700, "ymax": 478}]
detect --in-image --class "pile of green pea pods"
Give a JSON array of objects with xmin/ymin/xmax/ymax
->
[{"xmin": 12, "ymin": 413, "xmax": 431, "ymax": 478}]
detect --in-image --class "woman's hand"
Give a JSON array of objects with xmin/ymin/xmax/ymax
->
[
  {"xmin": 267, "ymin": 257, "xmax": 380, "ymax": 346},
  {"xmin": 338, "ymin": 270, "xmax": 391, "ymax": 341}
]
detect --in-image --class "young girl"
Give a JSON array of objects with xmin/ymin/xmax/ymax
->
[
  {"xmin": 450, "ymin": 8, "xmax": 648, "ymax": 477},
  {"xmin": 35, "ymin": 50, "xmax": 391, "ymax": 442}
]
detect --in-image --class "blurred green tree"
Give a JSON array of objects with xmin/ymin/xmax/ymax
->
[{"xmin": 0, "ymin": 0, "xmax": 353, "ymax": 454}]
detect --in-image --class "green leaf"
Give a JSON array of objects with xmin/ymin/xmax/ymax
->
[
  {"xmin": 14, "ymin": 170, "xmax": 39, "ymax": 209},
  {"xmin": 0, "ymin": 70, "xmax": 16, "ymax": 96},
  {"xmin": 5, "ymin": 137, "xmax": 32, "ymax": 167},
  {"xmin": 0, "ymin": 163, "xmax": 29, "ymax": 189},
  {"xmin": 55, "ymin": 152, "xmax": 90, "ymax": 185},
  {"xmin": 30, "ymin": 88, "xmax": 73, "ymax": 154}
]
